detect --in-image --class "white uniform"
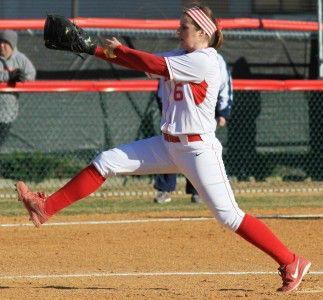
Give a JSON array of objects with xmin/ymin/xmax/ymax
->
[{"xmin": 93, "ymin": 48, "xmax": 245, "ymax": 231}]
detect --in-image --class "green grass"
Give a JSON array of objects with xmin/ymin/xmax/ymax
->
[
  {"xmin": 237, "ymin": 194, "xmax": 322, "ymax": 210},
  {"xmin": 1, "ymin": 194, "xmax": 322, "ymax": 217}
]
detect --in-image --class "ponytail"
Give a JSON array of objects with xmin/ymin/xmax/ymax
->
[{"xmin": 211, "ymin": 20, "xmax": 224, "ymax": 49}]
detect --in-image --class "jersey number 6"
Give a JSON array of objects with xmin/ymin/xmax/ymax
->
[{"xmin": 174, "ymin": 83, "xmax": 183, "ymax": 101}]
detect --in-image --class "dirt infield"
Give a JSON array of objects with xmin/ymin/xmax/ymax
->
[{"xmin": 0, "ymin": 209, "xmax": 322, "ymax": 299}]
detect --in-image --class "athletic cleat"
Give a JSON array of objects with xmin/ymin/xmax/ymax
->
[
  {"xmin": 154, "ymin": 191, "xmax": 171, "ymax": 204},
  {"xmin": 277, "ymin": 255, "xmax": 311, "ymax": 292},
  {"xmin": 16, "ymin": 181, "xmax": 49, "ymax": 228}
]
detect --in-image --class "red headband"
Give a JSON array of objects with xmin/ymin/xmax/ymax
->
[{"xmin": 186, "ymin": 6, "xmax": 217, "ymax": 37}]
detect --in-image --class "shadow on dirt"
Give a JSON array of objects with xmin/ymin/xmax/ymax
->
[
  {"xmin": 40, "ymin": 285, "xmax": 118, "ymax": 290},
  {"xmin": 218, "ymin": 288, "xmax": 253, "ymax": 292}
]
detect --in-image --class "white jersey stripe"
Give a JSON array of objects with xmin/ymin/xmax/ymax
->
[{"xmin": 164, "ymin": 57, "xmax": 174, "ymax": 80}]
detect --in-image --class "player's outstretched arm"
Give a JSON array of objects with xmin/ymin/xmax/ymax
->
[{"xmin": 95, "ymin": 37, "xmax": 169, "ymax": 78}]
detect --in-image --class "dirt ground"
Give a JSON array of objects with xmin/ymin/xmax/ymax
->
[{"xmin": 0, "ymin": 209, "xmax": 322, "ymax": 300}]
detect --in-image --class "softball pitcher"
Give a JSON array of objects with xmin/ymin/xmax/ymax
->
[{"xmin": 16, "ymin": 5, "xmax": 310, "ymax": 293}]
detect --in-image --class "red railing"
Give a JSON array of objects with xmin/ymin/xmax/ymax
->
[
  {"xmin": 1, "ymin": 80, "xmax": 323, "ymax": 93},
  {"xmin": 0, "ymin": 18, "xmax": 320, "ymax": 31}
]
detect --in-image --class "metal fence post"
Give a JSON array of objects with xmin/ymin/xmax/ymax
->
[
  {"xmin": 71, "ymin": 0, "xmax": 79, "ymax": 18},
  {"xmin": 318, "ymin": 0, "xmax": 323, "ymax": 77}
]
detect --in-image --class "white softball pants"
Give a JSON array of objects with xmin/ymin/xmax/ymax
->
[{"xmin": 92, "ymin": 133, "xmax": 245, "ymax": 231}]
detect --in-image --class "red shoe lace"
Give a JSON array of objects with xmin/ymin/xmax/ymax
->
[{"xmin": 278, "ymin": 266, "xmax": 293, "ymax": 286}]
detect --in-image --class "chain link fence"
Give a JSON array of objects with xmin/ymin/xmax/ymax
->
[
  {"xmin": 0, "ymin": 89, "xmax": 322, "ymax": 199},
  {"xmin": 16, "ymin": 29, "xmax": 315, "ymax": 80},
  {"xmin": 0, "ymin": 0, "xmax": 317, "ymax": 20},
  {"xmin": 0, "ymin": 23, "xmax": 322, "ymax": 199}
]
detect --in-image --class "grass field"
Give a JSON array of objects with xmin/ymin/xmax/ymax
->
[{"xmin": 1, "ymin": 191, "xmax": 322, "ymax": 217}]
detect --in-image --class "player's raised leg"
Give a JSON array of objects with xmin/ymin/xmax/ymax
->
[{"xmin": 16, "ymin": 136, "xmax": 177, "ymax": 227}]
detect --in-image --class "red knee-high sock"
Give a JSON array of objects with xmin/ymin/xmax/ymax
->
[
  {"xmin": 44, "ymin": 164, "xmax": 106, "ymax": 217},
  {"xmin": 236, "ymin": 214, "xmax": 294, "ymax": 266}
]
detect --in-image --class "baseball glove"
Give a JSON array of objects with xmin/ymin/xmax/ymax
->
[
  {"xmin": 8, "ymin": 69, "xmax": 27, "ymax": 83},
  {"xmin": 44, "ymin": 14, "xmax": 97, "ymax": 55}
]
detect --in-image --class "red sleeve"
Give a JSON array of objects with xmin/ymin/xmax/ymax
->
[{"xmin": 95, "ymin": 45, "xmax": 169, "ymax": 79}]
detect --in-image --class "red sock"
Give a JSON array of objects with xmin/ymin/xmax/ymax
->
[
  {"xmin": 44, "ymin": 164, "xmax": 105, "ymax": 216},
  {"xmin": 236, "ymin": 214, "xmax": 294, "ymax": 266}
]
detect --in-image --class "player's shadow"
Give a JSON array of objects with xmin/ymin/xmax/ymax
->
[
  {"xmin": 218, "ymin": 288, "xmax": 254, "ymax": 292},
  {"xmin": 40, "ymin": 285, "xmax": 117, "ymax": 291}
]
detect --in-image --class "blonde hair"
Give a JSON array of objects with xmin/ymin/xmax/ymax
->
[{"xmin": 184, "ymin": 5, "xmax": 223, "ymax": 49}]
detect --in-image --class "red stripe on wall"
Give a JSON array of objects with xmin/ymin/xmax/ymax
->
[
  {"xmin": 1, "ymin": 80, "xmax": 323, "ymax": 93},
  {"xmin": 0, "ymin": 18, "xmax": 320, "ymax": 31}
]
